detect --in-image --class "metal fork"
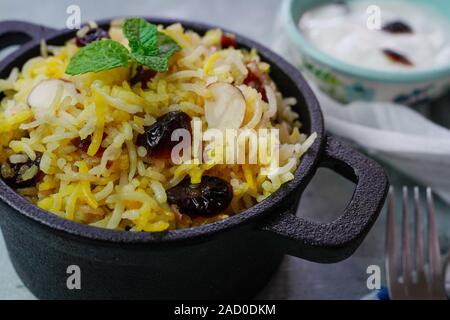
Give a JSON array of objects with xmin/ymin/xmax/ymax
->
[{"xmin": 386, "ymin": 186, "xmax": 447, "ymax": 300}]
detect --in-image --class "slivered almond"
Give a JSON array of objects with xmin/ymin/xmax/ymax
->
[
  {"xmin": 204, "ymin": 82, "xmax": 245, "ymax": 130},
  {"xmin": 27, "ymin": 79, "xmax": 78, "ymax": 120}
]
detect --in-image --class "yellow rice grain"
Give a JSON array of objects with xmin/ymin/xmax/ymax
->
[{"xmin": 0, "ymin": 22, "xmax": 315, "ymax": 231}]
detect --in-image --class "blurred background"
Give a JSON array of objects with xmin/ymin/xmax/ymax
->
[{"xmin": 0, "ymin": 0, "xmax": 278, "ymax": 45}]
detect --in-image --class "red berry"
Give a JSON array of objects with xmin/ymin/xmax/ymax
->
[
  {"xmin": 244, "ymin": 61, "xmax": 268, "ymax": 102},
  {"xmin": 221, "ymin": 33, "xmax": 237, "ymax": 48}
]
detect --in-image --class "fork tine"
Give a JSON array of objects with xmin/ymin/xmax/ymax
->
[
  {"xmin": 402, "ymin": 187, "xmax": 413, "ymax": 296},
  {"xmin": 413, "ymin": 187, "xmax": 426, "ymax": 282},
  {"xmin": 386, "ymin": 186, "xmax": 402, "ymax": 299},
  {"xmin": 410, "ymin": 187, "xmax": 431, "ymax": 299},
  {"xmin": 426, "ymin": 188, "xmax": 444, "ymax": 298}
]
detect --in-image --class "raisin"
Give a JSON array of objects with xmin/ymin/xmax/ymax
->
[
  {"xmin": 71, "ymin": 137, "xmax": 91, "ymax": 153},
  {"xmin": 76, "ymin": 27, "xmax": 109, "ymax": 47},
  {"xmin": 383, "ymin": 49, "xmax": 413, "ymax": 66},
  {"xmin": 71, "ymin": 134, "xmax": 106, "ymax": 156},
  {"xmin": 382, "ymin": 21, "xmax": 413, "ymax": 34},
  {"xmin": 244, "ymin": 61, "xmax": 268, "ymax": 102},
  {"xmin": 1, "ymin": 153, "xmax": 43, "ymax": 189},
  {"xmin": 167, "ymin": 176, "xmax": 233, "ymax": 217},
  {"xmin": 130, "ymin": 66, "xmax": 157, "ymax": 89},
  {"xmin": 137, "ymin": 111, "xmax": 191, "ymax": 159},
  {"xmin": 221, "ymin": 33, "xmax": 237, "ymax": 48}
]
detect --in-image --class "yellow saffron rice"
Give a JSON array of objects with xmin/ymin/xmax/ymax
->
[{"xmin": 0, "ymin": 20, "xmax": 316, "ymax": 231}]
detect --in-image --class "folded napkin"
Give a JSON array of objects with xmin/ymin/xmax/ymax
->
[{"xmin": 310, "ymin": 84, "xmax": 450, "ymax": 204}]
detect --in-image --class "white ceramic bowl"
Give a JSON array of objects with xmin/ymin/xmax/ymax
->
[{"xmin": 279, "ymin": 0, "xmax": 450, "ymax": 105}]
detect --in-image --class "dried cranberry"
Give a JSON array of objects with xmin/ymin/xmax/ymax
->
[
  {"xmin": 382, "ymin": 21, "xmax": 413, "ymax": 34},
  {"xmin": 167, "ymin": 176, "xmax": 232, "ymax": 217},
  {"xmin": 383, "ymin": 49, "xmax": 413, "ymax": 66},
  {"xmin": 130, "ymin": 66, "xmax": 157, "ymax": 89},
  {"xmin": 137, "ymin": 111, "xmax": 191, "ymax": 159},
  {"xmin": 1, "ymin": 153, "xmax": 43, "ymax": 189},
  {"xmin": 244, "ymin": 61, "xmax": 268, "ymax": 102},
  {"xmin": 72, "ymin": 137, "xmax": 91, "ymax": 153},
  {"xmin": 72, "ymin": 134, "xmax": 106, "ymax": 156},
  {"xmin": 76, "ymin": 27, "xmax": 109, "ymax": 47},
  {"xmin": 221, "ymin": 33, "xmax": 237, "ymax": 48}
]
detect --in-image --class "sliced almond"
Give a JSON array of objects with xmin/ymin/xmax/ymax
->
[
  {"xmin": 204, "ymin": 82, "xmax": 246, "ymax": 130},
  {"xmin": 27, "ymin": 79, "xmax": 78, "ymax": 120}
]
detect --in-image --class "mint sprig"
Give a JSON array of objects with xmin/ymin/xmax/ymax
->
[
  {"xmin": 123, "ymin": 18, "xmax": 159, "ymax": 56},
  {"xmin": 66, "ymin": 40, "xmax": 130, "ymax": 75},
  {"xmin": 130, "ymin": 53, "xmax": 171, "ymax": 73},
  {"xmin": 65, "ymin": 18, "xmax": 181, "ymax": 76},
  {"xmin": 124, "ymin": 18, "xmax": 181, "ymax": 72}
]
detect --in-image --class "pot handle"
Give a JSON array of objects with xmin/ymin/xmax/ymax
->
[
  {"xmin": 260, "ymin": 135, "xmax": 389, "ymax": 263},
  {"xmin": 0, "ymin": 20, "xmax": 57, "ymax": 51}
]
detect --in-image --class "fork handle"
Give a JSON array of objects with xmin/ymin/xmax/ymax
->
[{"xmin": 260, "ymin": 135, "xmax": 389, "ymax": 263}]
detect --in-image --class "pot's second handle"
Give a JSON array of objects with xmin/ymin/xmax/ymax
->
[
  {"xmin": 260, "ymin": 135, "xmax": 389, "ymax": 263},
  {"xmin": 0, "ymin": 20, "xmax": 57, "ymax": 51}
]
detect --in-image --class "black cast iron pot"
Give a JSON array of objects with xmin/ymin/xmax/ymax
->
[{"xmin": 0, "ymin": 18, "xmax": 389, "ymax": 300}]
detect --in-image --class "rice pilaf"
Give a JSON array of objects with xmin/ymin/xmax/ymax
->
[{"xmin": 0, "ymin": 19, "xmax": 316, "ymax": 231}]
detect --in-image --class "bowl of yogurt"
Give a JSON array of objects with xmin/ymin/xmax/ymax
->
[{"xmin": 279, "ymin": 0, "xmax": 450, "ymax": 105}]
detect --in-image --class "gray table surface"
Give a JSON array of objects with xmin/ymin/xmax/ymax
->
[{"xmin": 0, "ymin": 0, "xmax": 449, "ymax": 300}]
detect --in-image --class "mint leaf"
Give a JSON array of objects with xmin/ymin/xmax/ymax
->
[
  {"xmin": 65, "ymin": 18, "xmax": 181, "ymax": 76},
  {"xmin": 131, "ymin": 53, "xmax": 170, "ymax": 73},
  {"xmin": 66, "ymin": 40, "xmax": 130, "ymax": 75},
  {"xmin": 124, "ymin": 18, "xmax": 159, "ymax": 56},
  {"xmin": 157, "ymin": 32, "xmax": 181, "ymax": 57},
  {"xmin": 123, "ymin": 18, "xmax": 181, "ymax": 72}
]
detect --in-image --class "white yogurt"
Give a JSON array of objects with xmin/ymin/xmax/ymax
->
[{"xmin": 299, "ymin": 0, "xmax": 450, "ymax": 71}]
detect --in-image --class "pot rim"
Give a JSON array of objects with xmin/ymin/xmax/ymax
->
[{"xmin": 0, "ymin": 17, "xmax": 325, "ymax": 243}]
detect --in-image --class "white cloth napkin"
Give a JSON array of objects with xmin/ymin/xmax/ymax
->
[{"xmin": 310, "ymin": 84, "xmax": 450, "ymax": 204}]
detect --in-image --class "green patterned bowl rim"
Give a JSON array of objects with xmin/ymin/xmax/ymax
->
[{"xmin": 281, "ymin": 0, "xmax": 450, "ymax": 83}]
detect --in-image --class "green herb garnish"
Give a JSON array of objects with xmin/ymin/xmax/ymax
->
[
  {"xmin": 124, "ymin": 18, "xmax": 181, "ymax": 72},
  {"xmin": 66, "ymin": 40, "xmax": 130, "ymax": 75},
  {"xmin": 65, "ymin": 18, "xmax": 181, "ymax": 75}
]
